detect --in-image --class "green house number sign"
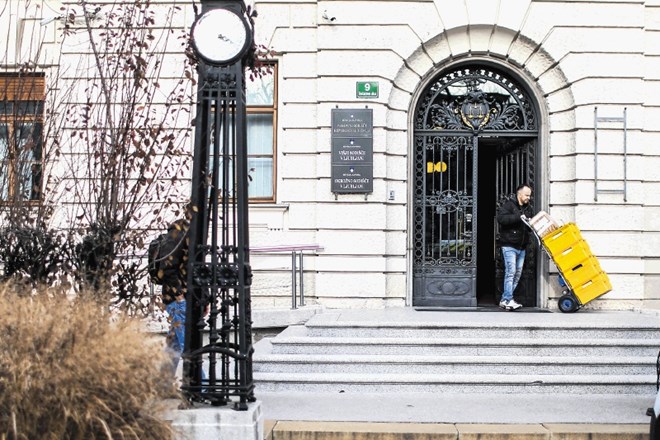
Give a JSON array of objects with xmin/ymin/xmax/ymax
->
[{"xmin": 356, "ymin": 81, "xmax": 378, "ymax": 98}]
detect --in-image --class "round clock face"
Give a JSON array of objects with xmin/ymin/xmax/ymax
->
[{"xmin": 192, "ymin": 8, "xmax": 251, "ymax": 65}]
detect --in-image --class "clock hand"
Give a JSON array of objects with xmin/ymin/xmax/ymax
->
[{"xmin": 218, "ymin": 33, "xmax": 230, "ymax": 42}]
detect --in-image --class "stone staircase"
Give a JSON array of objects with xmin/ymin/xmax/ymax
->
[{"xmin": 253, "ymin": 308, "xmax": 660, "ymax": 396}]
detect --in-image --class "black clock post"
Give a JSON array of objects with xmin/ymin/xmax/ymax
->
[{"xmin": 185, "ymin": 0, "xmax": 255, "ymax": 410}]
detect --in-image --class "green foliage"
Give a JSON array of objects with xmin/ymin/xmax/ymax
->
[{"xmin": 0, "ymin": 283, "xmax": 176, "ymax": 440}]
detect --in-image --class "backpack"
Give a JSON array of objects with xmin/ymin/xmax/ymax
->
[
  {"xmin": 147, "ymin": 233, "xmax": 168, "ymax": 283},
  {"xmin": 147, "ymin": 225, "xmax": 188, "ymax": 284}
]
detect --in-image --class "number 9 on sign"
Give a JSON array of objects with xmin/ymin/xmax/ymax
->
[{"xmin": 356, "ymin": 81, "xmax": 379, "ymax": 98}]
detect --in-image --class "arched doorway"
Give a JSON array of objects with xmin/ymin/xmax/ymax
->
[{"xmin": 412, "ymin": 64, "xmax": 540, "ymax": 308}]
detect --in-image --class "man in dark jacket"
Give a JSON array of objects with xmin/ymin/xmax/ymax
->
[{"xmin": 497, "ymin": 184, "xmax": 534, "ymax": 311}]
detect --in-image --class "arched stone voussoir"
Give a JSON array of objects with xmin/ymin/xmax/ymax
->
[{"xmin": 388, "ymin": 25, "xmax": 573, "ymax": 124}]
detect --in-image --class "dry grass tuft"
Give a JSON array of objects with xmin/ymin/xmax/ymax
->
[{"xmin": 0, "ymin": 283, "xmax": 177, "ymax": 439}]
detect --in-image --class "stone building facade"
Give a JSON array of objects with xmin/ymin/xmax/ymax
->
[
  {"xmin": 248, "ymin": 0, "xmax": 660, "ymax": 312},
  {"xmin": 3, "ymin": 0, "xmax": 659, "ymax": 312}
]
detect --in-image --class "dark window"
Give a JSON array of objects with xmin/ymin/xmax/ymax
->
[
  {"xmin": 246, "ymin": 64, "xmax": 276, "ymax": 201},
  {"xmin": 0, "ymin": 73, "xmax": 45, "ymax": 202}
]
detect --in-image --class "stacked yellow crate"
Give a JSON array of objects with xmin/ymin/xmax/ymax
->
[{"xmin": 542, "ymin": 223, "xmax": 612, "ymax": 305}]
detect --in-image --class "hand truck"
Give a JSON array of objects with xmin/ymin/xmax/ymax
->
[{"xmin": 523, "ymin": 215, "xmax": 612, "ymax": 313}]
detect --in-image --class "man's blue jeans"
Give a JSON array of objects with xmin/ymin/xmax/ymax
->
[{"xmin": 502, "ymin": 246, "xmax": 525, "ymax": 302}]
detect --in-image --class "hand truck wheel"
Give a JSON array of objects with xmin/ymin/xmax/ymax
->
[{"xmin": 558, "ymin": 293, "xmax": 579, "ymax": 313}]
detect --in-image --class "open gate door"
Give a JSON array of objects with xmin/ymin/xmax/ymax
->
[
  {"xmin": 412, "ymin": 64, "xmax": 539, "ymax": 308},
  {"xmin": 493, "ymin": 139, "xmax": 537, "ymax": 307}
]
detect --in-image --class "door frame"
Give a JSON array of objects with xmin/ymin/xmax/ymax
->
[
  {"xmin": 483, "ymin": 136, "xmax": 538, "ymax": 307},
  {"xmin": 406, "ymin": 58, "xmax": 549, "ymax": 308}
]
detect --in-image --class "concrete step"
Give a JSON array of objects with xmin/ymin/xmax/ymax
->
[
  {"xmin": 258, "ymin": 392, "xmax": 654, "ymax": 424},
  {"xmin": 254, "ymin": 371, "xmax": 657, "ymax": 394},
  {"xmin": 268, "ymin": 335, "xmax": 660, "ymax": 357},
  {"xmin": 305, "ymin": 321, "xmax": 660, "ymax": 340},
  {"xmin": 253, "ymin": 309, "xmax": 660, "ymax": 398},
  {"xmin": 265, "ymin": 421, "xmax": 650, "ymax": 440},
  {"xmin": 253, "ymin": 353, "xmax": 655, "ymax": 375}
]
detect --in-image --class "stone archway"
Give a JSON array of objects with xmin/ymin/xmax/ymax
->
[
  {"xmin": 410, "ymin": 63, "xmax": 540, "ymax": 308},
  {"xmin": 383, "ymin": 25, "xmax": 575, "ymax": 308}
]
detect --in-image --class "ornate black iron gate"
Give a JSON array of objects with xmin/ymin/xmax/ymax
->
[
  {"xmin": 413, "ymin": 134, "xmax": 477, "ymax": 306},
  {"xmin": 413, "ymin": 65, "xmax": 538, "ymax": 308}
]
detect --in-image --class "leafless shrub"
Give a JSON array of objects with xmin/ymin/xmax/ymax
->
[
  {"xmin": 0, "ymin": 282, "xmax": 177, "ymax": 439},
  {"xmin": 1, "ymin": 0, "xmax": 195, "ymax": 311}
]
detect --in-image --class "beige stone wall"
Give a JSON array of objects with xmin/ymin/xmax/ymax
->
[
  {"xmin": 4, "ymin": 0, "xmax": 659, "ymax": 311},
  {"xmin": 249, "ymin": 0, "xmax": 660, "ymax": 311}
]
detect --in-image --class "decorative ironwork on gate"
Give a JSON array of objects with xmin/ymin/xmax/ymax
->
[
  {"xmin": 415, "ymin": 66, "xmax": 537, "ymax": 133},
  {"xmin": 412, "ymin": 64, "xmax": 538, "ymax": 307},
  {"xmin": 413, "ymin": 135, "xmax": 474, "ymax": 269}
]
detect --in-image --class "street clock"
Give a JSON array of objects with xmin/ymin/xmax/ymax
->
[{"xmin": 191, "ymin": 6, "xmax": 252, "ymax": 66}]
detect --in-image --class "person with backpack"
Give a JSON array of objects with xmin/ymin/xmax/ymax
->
[
  {"xmin": 150, "ymin": 206, "xmax": 211, "ymax": 386},
  {"xmin": 149, "ymin": 213, "xmax": 190, "ymax": 376},
  {"xmin": 155, "ymin": 217, "xmax": 190, "ymax": 305}
]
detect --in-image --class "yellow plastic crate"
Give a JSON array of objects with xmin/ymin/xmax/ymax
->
[
  {"xmin": 553, "ymin": 240, "xmax": 593, "ymax": 273},
  {"xmin": 572, "ymin": 272, "xmax": 612, "ymax": 304},
  {"xmin": 561, "ymin": 256, "xmax": 602, "ymax": 290},
  {"xmin": 542, "ymin": 223, "xmax": 583, "ymax": 255}
]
